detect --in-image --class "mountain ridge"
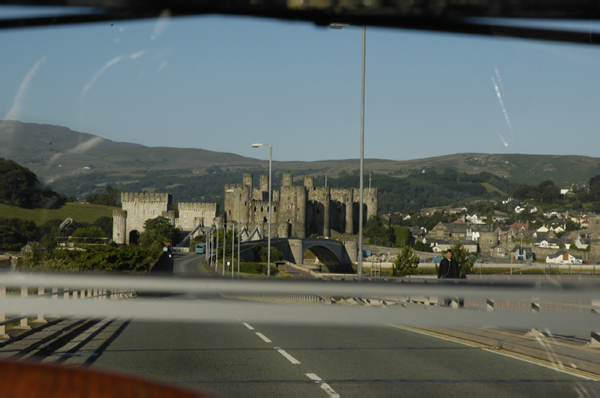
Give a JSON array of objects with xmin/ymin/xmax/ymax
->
[{"xmin": 1, "ymin": 120, "xmax": 598, "ymax": 188}]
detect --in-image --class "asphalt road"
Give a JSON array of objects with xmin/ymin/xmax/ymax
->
[{"xmin": 71, "ymin": 253, "xmax": 599, "ymax": 396}]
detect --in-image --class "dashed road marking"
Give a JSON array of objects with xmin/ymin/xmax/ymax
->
[
  {"xmin": 242, "ymin": 322, "xmax": 254, "ymax": 330},
  {"xmin": 256, "ymin": 332, "xmax": 272, "ymax": 343},
  {"xmin": 306, "ymin": 373, "xmax": 340, "ymax": 397},
  {"xmin": 275, "ymin": 347, "xmax": 300, "ymax": 364}
]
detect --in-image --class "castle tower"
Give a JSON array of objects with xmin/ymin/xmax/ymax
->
[
  {"xmin": 243, "ymin": 173, "xmax": 253, "ymax": 189},
  {"xmin": 345, "ymin": 191, "xmax": 354, "ymax": 234},
  {"xmin": 304, "ymin": 176, "xmax": 314, "ymax": 189},
  {"xmin": 117, "ymin": 192, "xmax": 172, "ymax": 244},
  {"xmin": 282, "ymin": 173, "xmax": 293, "ymax": 187},
  {"xmin": 260, "ymin": 175, "xmax": 269, "ymax": 196},
  {"xmin": 112, "ymin": 210, "xmax": 127, "ymax": 244}
]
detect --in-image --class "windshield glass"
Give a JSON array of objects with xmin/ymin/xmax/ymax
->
[{"xmin": 1, "ymin": 6, "xmax": 600, "ymax": 397}]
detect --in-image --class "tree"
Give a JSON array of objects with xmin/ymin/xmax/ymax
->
[
  {"xmin": 92, "ymin": 216, "xmax": 113, "ymax": 237},
  {"xmin": 252, "ymin": 245, "xmax": 283, "ymax": 263},
  {"xmin": 363, "ymin": 216, "xmax": 396, "ymax": 247},
  {"xmin": 394, "ymin": 227, "xmax": 411, "ymax": 248},
  {"xmin": 392, "ymin": 245, "xmax": 421, "ymax": 277},
  {"xmin": 450, "ymin": 240, "xmax": 476, "ymax": 276},
  {"xmin": 414, "ymin": 240, "xmax": 431, "ymax": 252},
  {"xmin": 139, "ymin": 216, "xmax": 181, "ymax": 250},
  {"xmin": 86, "ymin": 185, "xmax": 120, "ymax": 207},
  {"xmin": 0, "ymin": 158, "xmax": 64, "ymax": 208}
]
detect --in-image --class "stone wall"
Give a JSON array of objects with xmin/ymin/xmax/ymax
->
[
  {"xmin": 114, "ymin": 192, "xmax": 217, "ymax": 244},
  {"xmin": 224, "ymin": 173, "xmax": 378, "ymax": 240},
  {"xmin": 177, "ymin": 202, "xmax": 218, "ymax": 231},
  {"xmin": 120, "ymin": 193, "xmax": 171, "ymax": 244}
]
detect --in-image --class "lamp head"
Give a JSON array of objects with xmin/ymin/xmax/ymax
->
[
  {"xmin": 329, "ymin": 23, "xmax": 350, "ymax": 30},
  {"xmin": 251, "ymin": 143, "xmax": 263, "ymax": 148}
]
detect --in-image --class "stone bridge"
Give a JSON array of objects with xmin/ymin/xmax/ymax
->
[{"xmin": 232, "ymin": 238, "xmax": 357, "ymax": 272}]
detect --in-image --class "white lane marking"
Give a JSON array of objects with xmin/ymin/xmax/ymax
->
[
  {"xmin": 255, "ymin": 332, "xmax": 272, "ymax": 343},
  {"xmin": 242, "ymin": 322, "xmax": 254, "ymax": 330},
  {"xmin": 390, "ymin": 325, "xmax": 599, "ymax": 381},
  {"xmin": 306, "ymin": 373, "xmax": 340, "ymax": 397},
  {"xmin": 275, "ymin": 347, "xmax": 300, "ymax": 365},
  {"xmin": 480, "ymin": 348, "xmax": 599, "ymax": 381},
  {"xmin": 390, "ymin": 325, "xmax": 477, "ymax": 347}
]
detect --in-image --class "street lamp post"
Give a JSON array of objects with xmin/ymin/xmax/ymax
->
[
  {"xmin": 226, "ymin": 189, "xmax": 242, "ymax": 279},
  {"xmin": 231, "ymin": 221, "xmax": 235, "ymax": 278},
  {"xmin": 222, "ymin": 223, "xmax": 226, "ymax": 277},
  {"xmin": 251, "ymin": 143, "xmax": 272, "ymax": 279},
  {"xmin": 330, "ymin": 23, "xmax": 366, "ymax": 278},
  {"xmin": 207, "ymin": 227, "xmax": 211, "ymax": 268},
  {"xmin": 215, "ymin": 223, "xmax": 219, "ymax": 272}
]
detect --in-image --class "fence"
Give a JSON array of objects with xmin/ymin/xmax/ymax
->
[
  {"xmin": 0, "ymin": 284, "xmax": 133, "ymax": 339},
  {"xmin": 0, "ymin": 273, "xmax": 598, "ymax": 346}
]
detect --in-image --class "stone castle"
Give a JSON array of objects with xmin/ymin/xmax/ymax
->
[
  {"xmin": 112, "ymin": 173, "xmax": 377, "ymax": 243},
  {"xmin": 112, "ymin": 193, "xmax": 217, "ymax": 244},
  {"xmin": 224, "ymin": 173, "xmax": 377, "ymax": 239}
]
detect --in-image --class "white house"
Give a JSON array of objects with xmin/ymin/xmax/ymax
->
[
  {"xmin": 546, "ymin": 250, "xmax": 582, "ymax": 264},
  {"xmin": 514, "ymin": 205, "xmax": 526, "ymax": 214},
  {"xmin": 466, "ymin": 214, "xmax": 485, "ymax": 224},
  {"xmin": 573, "ymin": 236, "xmax": 590, "ymax": 250}
]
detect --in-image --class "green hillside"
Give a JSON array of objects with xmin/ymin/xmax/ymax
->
[
  {"xmin": 480, "ymin": 182, "xmax": 507, "ymax": 196},
  {"xmin": 3, "ymin": 121, "xmax": 600, "ymax": 189},
  {"xmin": 0, "ymin": 202, "xmax": 114, "ymax": 225}
]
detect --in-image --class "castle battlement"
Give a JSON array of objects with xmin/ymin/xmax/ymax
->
[
  {"xmin": 121, "ymin": 192, "xmax": 172, "ymax": 203},
  {"xmin": 179, "ymin": 203, "xmax": 218, "ymax": 211},
  {"xmin": 224, "ymin": 174, "xmax": 377, "ymax": 239}
]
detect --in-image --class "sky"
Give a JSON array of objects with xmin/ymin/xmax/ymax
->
[{"xmin": 2, "ymin": 6, "xmax": 600, "ymax": 164}]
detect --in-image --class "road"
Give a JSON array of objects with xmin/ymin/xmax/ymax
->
[{"xmin": 63, "ymin": 253, "xmax": 599, "ymax": 396}]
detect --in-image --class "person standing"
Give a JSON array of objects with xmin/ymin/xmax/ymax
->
[
  {"xmin": 438, "ymin": 249, "xmax": 460, "ymax": 279},
  {"xmin": 438, "ymin": 248, "xmax": 462, "ymax": 307}
]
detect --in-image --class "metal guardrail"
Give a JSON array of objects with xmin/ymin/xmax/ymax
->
[
  {"xmin": 0, "ymin": 273, "xmax": 598, "ymax": 345},
  {"xmin": 0, "ymin": 284, "xmax": 133, "ymax": 338}
]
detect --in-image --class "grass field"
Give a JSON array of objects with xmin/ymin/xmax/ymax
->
[
  {"xmin": 0, "ymin": 202, "xmax": 115, "ymax": 224},
  {"xmin": 480, "ymin": 182, "xmax": 507, "ymax": 196}
]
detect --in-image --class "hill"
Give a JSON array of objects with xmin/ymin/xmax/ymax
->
[
  {"xmin": 3, "ymin": 120, "xmax": 600, "ymax": 214},
  {"xmin": 3, "ymin": 120, "xmax": 600, "ymax": 189}
]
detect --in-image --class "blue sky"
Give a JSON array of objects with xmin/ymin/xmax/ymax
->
[{"xmin": 2, "ymin": 6, "xmax": 600, "ymax": 163}]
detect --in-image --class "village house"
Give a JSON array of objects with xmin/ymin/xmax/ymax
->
[
  {"xmin": 428, "ymin": 222, "xmax": 468, "ymax": 241},
  {"xmin": 510, "ymin": 246, "xmax": 535, "ymax": 262},
  {"xmin": 546, "ymin": 250, "xmax": 582, "ymax": 264},
  {"xmin": 466, "ymin": 214, "xmax": 485, "ymax": 224}
]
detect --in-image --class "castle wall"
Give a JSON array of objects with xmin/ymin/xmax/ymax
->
[
  {"xmin": 353, "ymin": 188, "xmax": 378, "ymax": 225},
  {"xmin": 307, "ymin": 187, "xmax": 330, "ymax": 237},
  {"xmin": 223, "ymin": 174, "xmax": 377, "ymax": 241},
  {"xmin": 120, "ymin": 193, "xmax": 172, "ymax": 244},
  {"xmin": 178, "ymin": 203, "xmax": 218, "ymax": 231}
]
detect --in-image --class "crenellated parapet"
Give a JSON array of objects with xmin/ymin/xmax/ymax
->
[
  {"xmin": 179, "ymin": 203, "xmax": 218, "ymax": 212},
  {"xmin": 121, "ymin": 192, "xmax": 172, "ymax": 205}
]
